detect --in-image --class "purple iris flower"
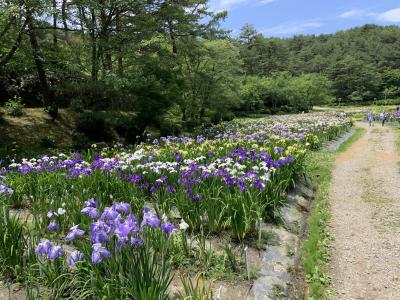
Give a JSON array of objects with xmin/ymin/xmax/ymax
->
[
  {"xmin": 84, "ymin": 198, "xmax": 98, "ymax": 208},
  {"xmin": 167, "ymin": 185, "xmax": 175, "ymax": 193},
  {"xmin": 67, "ymin": 250, "xmax": 85, "ymax": 267},
  {"xmin": 252, "ymin": 179, "xmax": 266, "ymax": 191},
  {"xmin": 175, "ymin": 152, "xmax": 182, "ymax": 161},
  {"xmin": 65, "ymin": 225, "xmax": 85, "ymax": 242},
  {"xmin": 193, "ymin": 194, "xmax": 202, "ymax": 202},
  {"xmin": 274, "ymin": 147, "xmax": 283, "ymax": 155},
  {"xmin": 90, "ymin": 220, "xmax": 110, "ymax": 243},
  {"xmin": 47, "ymin": 211, "xmax": 54, "ymax": 218},
  {"xmin": 150, "ymin": 186, "xmax": 158, "ymax": 193},
  {"xmin": 91, "ymin": 243, "xmax": 111, "ymax": 264},
  {"xmin": 101, "ymin": 207, "xmax": 119, "ymax": 221},
  {"xmin": 115, "ymin": 222, "xmax": 134, "ymax": 240},
  {"xmin": 127, "ymin": 174, "xmax": 143, "ymax": 183},
  {"xmin": 113, "ymin": 202, "xmax": 131, "ymax": 214},
  {"xmin": 81, "ymin": 206, "xmax": 100, "ymax": 219},
  {"xmin": 35, "ymin": 239, "xmax": 53, "ymax": 256},
  {"xmin": 141, "ymin": 209, "xmax": 160, "ymax": 228},
  {"xmin": 161, "ymin": 222, "xmax": 175, "ymax": 235},
  {"xmin": 139, "ymin": 183, "xmax": 150, "ymax": 189},
  {"xmin": 0, "ymin": 183, "xmax": 13, "ymax": 195},
  {"xmin": 47, "ymin": 221, "xmax": 60, "ymax": 232},
  {"xmin": 48, "ymin": 245, "xmax": 65, "ymax": 261},
  {"xmin": 130, "ymin": 236, "xmax": 143, "ymax": 247}
]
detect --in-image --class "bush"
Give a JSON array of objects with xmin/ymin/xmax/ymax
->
[
  {"xmin": 159, "ymin": 104, "xmax": 183, "ymax": 136},
  {"xmin": 0, "ymin": 110, "xmax": 4, "ymax": 124},
  {"xmin": 5, "ymin": 96, "xmax": 25, "ymax": 117},
  {"xmin": 113, "ymin": 115, "xmax": 142, "ymax": 144},
  {"xmin": 69, "ymin": 98, "xmax": 85, "ymax": 113},
  {"xmin": 72, "ymin": 131, "xmax": 90, "ymax": 149},
  {"xmin": 76, "ymin": 112, "xmax": 113, "ymax": 142},
  {"xmin": 39, "ymin": 136, "xmax": 56, "ymax": 149}
]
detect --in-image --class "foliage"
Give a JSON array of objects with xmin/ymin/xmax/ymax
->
[
  {"xmin": 237, "ymin": 24, "xmax": 400, "ymax": 103},
  {"xmin": 240, "ymin": 73, "xmax": 332, "ymax": 113},
  {"xmin": 0, "ymin": 200, "xmax": 27, "ymax": 280},
  {"xmin": 75, "ymin": 112, "xmax": 113, "ymax": 143},
  {"xmin": 5, "ymin": 96, "xmax": 25, "ymax": 117}
]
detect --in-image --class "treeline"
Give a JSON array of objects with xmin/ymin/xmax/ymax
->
[
  {"xmin": 1, "ymin": 1, "xmax": 400, "ymax": 138},
  {"xmin": 239, "ymin": 24, "xmax": 400, "ymax": 106}
]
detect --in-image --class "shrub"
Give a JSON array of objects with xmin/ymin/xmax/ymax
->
[
  {"xmin": 69, "ymin": 98, "xmax": 85, "ymax": 113},
  {"xmin": 39, "ymin": 136, "xmax": 56, "ymax": 149},
  {"xmin": 159, "ymin": 104, "xmax": 183, "ymax": 136},
  {"xmin": 72, "ymin": 131, "xmax": 90, "ymax": 149},
  {"xmin": 113, "ymin": 115, "xmax": 142, "ymax": 144},
  {"xmin": 0, "ymin": 109, "xmax": 4, "ymax": 124},
  {"xmin": 5, "ymin": 96, "xmax": 25, "ymax": 117},
  {"xmin": 75, "ymin": 112, "xmax": 113, "ymax": 142}
]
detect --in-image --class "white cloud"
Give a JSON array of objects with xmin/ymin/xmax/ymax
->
[
  {"xmin": 261, "ymin": 21, "xmax": 323, "ymax": 37},
  {"xmin": 257, "ymin": 0, "xmax": 275, "ymax": 4},
  {"xmin": 377, "ymin": 8, "xmax": 400, "ymax": 22},
  {"xmin": 338, "ymin": 9, "xmax": 376, "ymax": 19},
  {"xmin": 209, "ymin": 0, "xmax": 274, "ymax": 12}
]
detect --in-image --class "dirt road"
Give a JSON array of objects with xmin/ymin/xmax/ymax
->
[{"xmin": 330, "ymin": 123, "xmax": 400, "ymax": 299}]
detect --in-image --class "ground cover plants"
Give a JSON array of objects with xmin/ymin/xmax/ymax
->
[{"xmin": 0, "ymin": 112, "xmax": 351, "ymax": 299}]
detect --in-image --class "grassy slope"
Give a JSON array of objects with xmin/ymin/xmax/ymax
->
[
  {"xmin": 302, "ymin": 127, "xmax": 366, "ymax": 299},
  {"xmin": 0, "ymin": 108, "xmax": 75, "ymax": 149}
]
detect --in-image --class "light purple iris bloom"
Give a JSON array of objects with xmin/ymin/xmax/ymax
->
[
  {"xmin": 48, "ymin": 245, "xmax": 65, "ymax": 261},
  {"xmin": 81, "ymin": 206, "xmax": 100, "ymax": 219},
  {"xmin": 193, "ymin": 194, "xmax": 202, "ymax": 202},
  {"xmin": 47, "ymin": 221, "xmax": 60, "ymax": 232},
  {"xmin": 84, "ymin": 198, "xmax": 98, "ymax": 208},
  {"xmin": 35, "ymin": 239, "xmax": 53, "ymax": 256},
  {"xmin": 161, "ymin": 222, "xmax": 175, "ymax": 235},
  {"xmin": 91, "ymin": 243, "xmax": 111, "ymax": 264},
  {"xmin": 67, "ymin": 250, "xmax": 85, "ymax": 267},
  {"xmin": 130, "ymin": 236, "xmax": 143, "ymax": 247},
  {"xmin": 65, "ymin": 225, "xmax": 85, "ymax": 242},
  {"xmin": 140, "ymin": 209, "xmax": 160, "ymax": 228},
  {"xmin": 113, "ymin": 202, "xmax": 131, "ymax": 214},
  {"xmin": 90, "ymin": 220, "xmax": 110, "ymax": 243}
]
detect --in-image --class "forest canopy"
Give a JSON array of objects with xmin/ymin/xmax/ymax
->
[{"xmin": 1, "ymin": 1, "xmax": 400, "ymax": 137}]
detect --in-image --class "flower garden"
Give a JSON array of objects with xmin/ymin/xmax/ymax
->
[{"xmin": 0, "ymin": 113, "xmax": 351, "ymax": 299}]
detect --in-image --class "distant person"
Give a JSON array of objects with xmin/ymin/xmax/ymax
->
[
  {"xmin": 380, "ymin": 112, "xmax": 386, "ymax": 127},
  {"xmin": 367, "ymin": 112, "xmax": 374, "ymax": 127}
]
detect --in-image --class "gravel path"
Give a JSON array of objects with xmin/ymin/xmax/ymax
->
[{"xmin": 330, "ymin": 122, "xmax": 400, "ymax": 299}]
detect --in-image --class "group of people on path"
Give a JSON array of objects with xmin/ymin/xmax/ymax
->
[
  {"xmin": 367, "ymin": 112, "xmax": 387, "ymax": 127},
  {"xmin": 367, "ymin": 106, "xmax": 399, "ymax": 127}
]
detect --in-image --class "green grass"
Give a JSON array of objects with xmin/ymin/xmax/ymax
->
[
  {"xmin": 337, "ymin": 127, "xmax": 366, "ymax": 152},
  {"xmin": 302, "ymin": 125, "xmax": 366, "ymax": 299}
]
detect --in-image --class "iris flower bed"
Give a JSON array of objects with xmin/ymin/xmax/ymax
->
[{"xmin": 0, "ymin": 113, "xmax": 350, "ymax": 299}]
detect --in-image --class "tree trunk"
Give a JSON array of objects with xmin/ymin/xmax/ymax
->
[
  {"xmin": 0, "ymin": 19, "xmax": 27, "ymax": 67},
  {"xmin": 167, "ymin": 20, "xmax": 177, "ymax": 54},
  {"xmin": 90, "ymin": 9, "xmax": 98, "ymax": 81},
  {"xmin": 26, "ymin": 10, "xmax": 57, "ymax": 120},
  {"xmin": 52, "ymin": 0, "xmax": 57, "ymax": 45},
  {"xmin": 61, "ymin": 0, "xmax": 69, "ymax": 41},
  {"xmin": 116, "ymin": 11, "xmax": 123, "ymax": 76}
]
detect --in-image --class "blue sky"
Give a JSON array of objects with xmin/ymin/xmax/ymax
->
[{"xmin": 208, "ymin": 0, "xmax": 400, "ymax": 37}]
